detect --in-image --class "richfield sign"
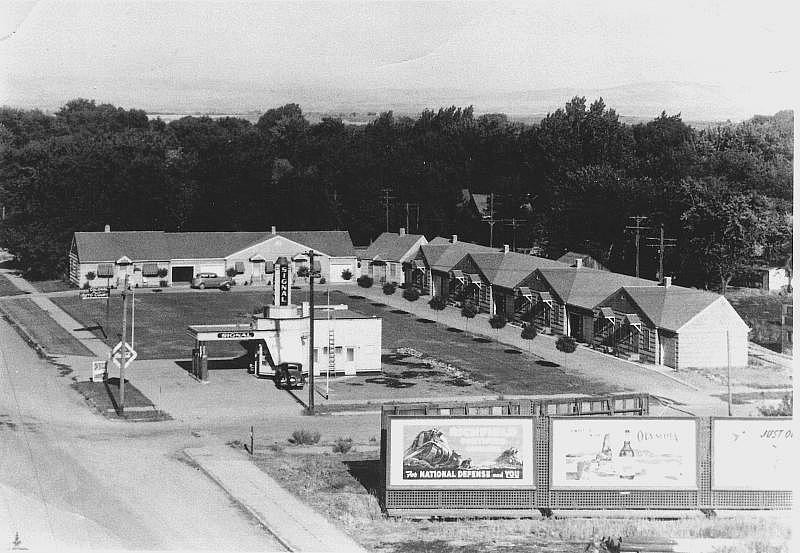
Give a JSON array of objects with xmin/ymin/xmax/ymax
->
[{"xmin": 386, "ymin": 417, "xmax": 535, "ymax": 489}]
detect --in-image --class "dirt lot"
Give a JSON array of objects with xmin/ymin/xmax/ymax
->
[{"xmin": 250, "ymin": 445, "xmax": 791, "ymax": 553}]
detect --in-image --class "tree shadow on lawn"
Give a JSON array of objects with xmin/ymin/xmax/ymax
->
[
  {"xmin": 472, "ymin": 337, "xmax": 492, "ymax": 343},
  {"xmin": 504, "ymin": 349, "xmax": 523, "ymax": 354},
  {"xmin": 347, "ymin": 295, "xmax": 365, "ymax": 300},
  {"xmin": 446, "ymin": 327, "xmax": 464, "ymax": 333},
  {"xmin": 370, "ymin": 302, "xmax": 387, "ymax": 307},
  {"xmin": 390, "ymin": 309, "xmax": 410, "ymax": 315},
  {"xmin": 536, "ymin": 360, "xmax": 560, "ymax": 367},
  {"xmin": 364, "ymin": 377, "xmax": 416, "ymax": 389},
  {"xmin": 416, "ymin": 318, "xmax": 435, "ymax": 323}
]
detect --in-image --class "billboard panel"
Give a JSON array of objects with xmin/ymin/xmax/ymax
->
[
  {"xmin": 387, "ymin": 417, "xmax": 535, "ymax": 488},
  {"xmin": 712, "ymin": 418, "xmax": 794, "ymax": 491},
  {"xmin": 550, "ymin": 417, "xmax": 697, "ymax": 489}
]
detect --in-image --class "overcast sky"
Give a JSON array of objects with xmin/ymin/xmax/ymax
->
[{"xmin": 0, "ymin": 0, "xmax": 796, "ymax": 116}]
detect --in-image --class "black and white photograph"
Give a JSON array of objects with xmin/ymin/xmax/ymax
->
[{"xmin": 0, "ymin": 1, "xmax": 794, "ymax": 551}]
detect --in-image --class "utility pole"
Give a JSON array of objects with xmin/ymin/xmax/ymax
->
[
  {"xmin": 306, "ymin": 250, "xmax": 316, "ymax": 414},
  {"xmin": 119, "ymin": 275, "xmax": 128, "ymax": 413},
  {"xmin": 646, "ymin": 223, "xmax": 677, "ymax": 282},
  {"xmin": 626, "ymin": 216, "xmax": 650, "ymax": 278},
  {"xmin": 381, "ymin": 188, "xmax": 395, "ymax": 233},
  {"xmin": 404, "ymin": 202, "xmax": 420, "ymax": 233}
]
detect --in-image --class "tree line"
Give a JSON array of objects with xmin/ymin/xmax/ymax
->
[{"xmin": 0, "ymin": 97, "xmax": 792, "ymax": 292}]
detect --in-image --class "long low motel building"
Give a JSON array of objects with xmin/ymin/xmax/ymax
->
[{"xmin": 69, "ymin": 227, "xmax": 359, "ymax": 288}]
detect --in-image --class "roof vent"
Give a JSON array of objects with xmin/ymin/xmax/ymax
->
[
  {"xmin": 399, "ymin": 227, "xmax": 406, "ymax": 236},
  {"xmin": 104, "ymin": 224, "xmax": 111, "ymax": 233},
  {"xmin": 271, "ymin": 225, "xmax": 277, "ymax": 235},
  {"xmin": 503, "ymin": 244, "xmax": 509, "ymax": 254},
  {"xmin": 451, "ymin": 234, "xmax": 458, "ymax": 244},
  {"xmin": 574, "ymin": 258, "xmax": 583, "ymax": 269}
]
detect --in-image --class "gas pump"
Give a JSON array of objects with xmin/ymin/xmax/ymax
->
[{"xmin": 254, "ymin": 342, "xmax": 270, "ymax": 377}]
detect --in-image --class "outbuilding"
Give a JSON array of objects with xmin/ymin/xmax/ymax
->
[
  {"xmin": 360, "ymin": 228, "xmax": 427, "ymax": 285},
  {"xmin": 592, "ymin": 279, "xmax": 749, "ymax": 369},
  {"xmin": 69, "ymin": 226, "xmax": 358, "ymax": 288}
]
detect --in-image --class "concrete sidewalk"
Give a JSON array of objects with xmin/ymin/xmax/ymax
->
[{"xmin": 185, "ymin": 445, "xmax": 369, "ymax": 553}]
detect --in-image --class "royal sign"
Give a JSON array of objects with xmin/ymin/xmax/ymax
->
[{"xmin": 217, "ymin": 331, "xmax": 255, "ymax": 339}]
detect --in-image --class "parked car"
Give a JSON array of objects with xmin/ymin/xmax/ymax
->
[
  {"xmin": 274, "ymin": 362, "xmax": 306, "ymax": 390},
  {"xmin": 191, "ymin": 272, "xmax": 233, "ymax": 290}
]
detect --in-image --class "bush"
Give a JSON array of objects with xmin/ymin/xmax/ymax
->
[
  {"xmin": 521, "ymin": 324, "xmax": 537, "ymax": 340},
  {"xmin": 85, "ymin": 271, "xmax": 96, "ymax": 281},
  {"xmin": 556, "ymin": 335, "xmax": 577, "ymax": 353},
  {"xmin": 341, "ymin": 268, "xmax": 352, "ymax": 280},
  {"xmin": 758, "ymin": 394, "xmax": 793, "ymax": 416},
  {"xmin": 318, "ymin": 276, "xmax": 326, "ymax": 284},
  {"xmin": 402, "ymin": 287, "xmax": 420, "ymax": 301},
  {"xmin": 489, "ymin": 314, "xmax": 506, "ymax": 329},
  {"xmin": 82, "ymin": 281, "xmax": 90, "ymax": 289},
  {"xmin": 297, "ymin": 265, "xmax": 310, "ymax": 278},
  {"xmin": 289, "ymin": 429, "xmax": 321, "ymax": 445},
  {"xmin": 159, "ymin": 280, "xmax": 168, "ymax": 287},
  {"xmin": 356, "ymin": 275, "xmax": 374, "ymax": 288},
  {"xmin": 461, "ymin": 301, "xmax": 477, "ymax": 319},
  {"xmin": 157, "ymin": 267, "xmax": 168, "ymax": 278},
  {"xmin": 428, "ymin": 296, "xmax": 446, "ymax": 311},
  {"xmin": 382, "ymin": 282, "xmax": 397, "ymax": 295},
  {"xmin": 332, "ymin": 437, "xmax": 354, "ymax": 454}
]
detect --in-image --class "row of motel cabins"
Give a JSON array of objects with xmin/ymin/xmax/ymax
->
[{"xmin": 70, "ymin": 226, "xmax": 750, "ymax": 371}]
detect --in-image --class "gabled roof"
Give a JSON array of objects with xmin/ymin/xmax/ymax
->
[
  {"xmin": 537, "ymin": 267, "xmax": 655, "ymax": 311},
  {"xmin": 469, "ymin": 252, "xmax": 567, "ymax": 289},
  {"xmin": 428, "ymin": 236, "xmax": 454, "ymax": 245},
  {"xmin": 73, "ymin": 230, "xmax": 356, "ymax": 262},
  {"xmin": 361, "ymin": 232, "xmax": 426, "ymax": 262},
  {"xmin": 556, "ymin": 251, "xmax": 608, "ymax": 271},
  {"xmin": 420, "ymin": 241, "xmax": 499, "ymax": 272},
  {"xmin": 620, "ymin": 285, "xmax": 723, "ymax": 332}
]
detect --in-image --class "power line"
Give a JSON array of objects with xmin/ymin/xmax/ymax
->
[
  {"xmin": 645, "ymin": 223, "xmax": 677, "ymax": 281},
  {"xmin": 625, "ymin": 216, "xmax": 651, "ymax": 278},
  {"xmin": 380, "ymin": 188, "xmax": 396, "ymax": 233}
]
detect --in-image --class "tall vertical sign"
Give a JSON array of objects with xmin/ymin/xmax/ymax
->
[{"xmin": 279, "ymin": 264, "xmax": 289, "ymax": 306}]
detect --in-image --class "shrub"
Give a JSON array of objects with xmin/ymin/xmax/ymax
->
[
  {"xmin": 296, "ymin": 266, "xmax": 310, "ymax": 278},
  {"xmin": 428, "ymin": 296, "xmax": 446, "ymax": 311},
  {"xmin": 82, "ymin": 281, "xmax": 90, "ymax": 289},
  {"xmin": 489, "ymin": 314, "xmax": 506, "ymax": 329},
  {"xmin": 85, "ymin": 271, "xmax": 96, "ymax": 281},
  {"xmin": 521, "ymin": 324, "xmax": 537, "ymax": 340},
  {"xmin": 356, "ymin": 275, "xmax": 374, "ymax": 288},
  {"xmin": 289, "ymin": 429, "xmax": 321, "ymax": 445},
  {"xmin": 332, "ymin": 437, "xmax": 354, "ymax": 454},
  {"xmin": 758, "ymin": 394, "xmax": 793, "ymax": 416},
  {"xmin": 556, "ymin": 335, "xmax": 577, "ymax": 353},
  {"xmin": 157, "ymin": 267, "xmax": 168, "ymax": 278},
  {"xmin": 461, "ymin": 301, "xmax": 477, "ymax": 319},
  {"xmin": 382, "ymin": 282, "xmax": 397, "ymax": 295},
  {"xmin": 341, "ymin": 268, "xmax": 352, "ymax": 280},
  {"xmin": 226, "ymin": 267, "xmax": 237, "ymax": 278},
  {"xmin": 318, "ymin": 277, "xmax": 326, "ymax": 284},
  {"xmin": 402, "ymin": 287, "xmax": 420, "ymax": 301}
]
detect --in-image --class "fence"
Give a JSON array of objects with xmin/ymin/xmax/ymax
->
[{"xmin": 382, "ymin": 406, "xmax": 792, "ymax": 516}]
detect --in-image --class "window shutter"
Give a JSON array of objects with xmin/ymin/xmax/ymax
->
[
  {"xmin": 312, "ymin": 260, "xmax": 321, "ymax": 273},
  {"xmin": 264, "ymin": 261, "xmax": 274, "ymax": 274}
]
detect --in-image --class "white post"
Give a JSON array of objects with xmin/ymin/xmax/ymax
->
[
  {"xmin": 726, "ymin": 330, "xmax": 732, "ymax": 416},
  {"xmin": 131, "ymin": 287, "xmax": 135, "ymax": 350}
]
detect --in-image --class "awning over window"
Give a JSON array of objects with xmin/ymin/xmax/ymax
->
[
  {"xmin": 465, "ymin": 273, "xmax": 483, "ymax": 287},
  {"xmin": 625, "ymin": 313, "xmax": 642, "ymax": 331},
  {"xmin": 599, "ymin": 307, "xmax": 616, "ymax": 321},
  {"xmin": 115, "ymin": 256, "xmax": 132, "ymax": 265},
  {"xmin": 142, "ymin": 263, "xmax": 159, "ymax": 277},
  {"xmin": 450, "ymin": 270, "xmax": 467, "ymax": 283},
  {"xmin": 249, "ymin": 254, "xmax": 266, "ymax": 262},
  {"xmin": 535, "ymin": 290, "xmax": 554, "ymax": 307},
  {"xmin": 97, "ymin": 263, "xmax": 114, "ymax": 278},
  {"xmin": 517, "ymin": 286, "xmax": 535, "ymax": 304}
]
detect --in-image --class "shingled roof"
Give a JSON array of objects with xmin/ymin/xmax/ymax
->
[
  {"xmin": 470, "ymin": 252, "xmax": 568, "ymax": 289},
  {"xmin": 556, "ymin": 251, "xmax": 608, "ymax": 271},
  {"xmin": 420, "ymin": 241, "xmax": 499, "ymax": 272},
  {"xmin": 537, "ymin": 267, "xmax": 655, "ymax": 310},
  {"xmin": 361, "ymin": 232, "xmax": 426, "ymax": 262},
  {"xmin": 73, "ymin": 230, "xmax": 356, "ymax": 262},
  {"xmin": 620, "ymin": 285, "xmax": 726, "ymax": 332}
]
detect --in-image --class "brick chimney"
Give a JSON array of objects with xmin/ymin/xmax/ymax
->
[
  {"xmin": 575, "ymin": 258, "xmax": 583, "ymax": 269},
  {"xmin": 271, "ymin": 226, "xmax": 277, "ymax": 235},
  {"xmin": 663, "ymin": 276, "xmax": 672, "ymax": 287},
  {"xmin": 104, "ymin": 224, "xmax": 111, "ymax": 233},
  {"xmin": 399, "ymin": 228, "xmax": 406, "ymax": 236},
  {"xmin": 503, "ymin": 244, "xmax": 509, "ymax": 254},
  {"xmin": 451, "ymin": 235, "xmax": 458, "ymax": 244}
]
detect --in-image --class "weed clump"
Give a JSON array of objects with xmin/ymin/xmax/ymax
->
[
  {"xmin": 332, "ymin": 437, "xmax": 354, "ymax": 454},
  {"xmin": 289, "ymin": 429, "xmax": 322, "ymax": 445}
]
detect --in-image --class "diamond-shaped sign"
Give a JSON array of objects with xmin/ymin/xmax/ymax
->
[{"xmin": 110, "ymin": 342, "xmax": 137, "ymax": 368}]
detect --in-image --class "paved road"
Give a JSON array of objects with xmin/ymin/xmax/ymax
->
[{"xmin": 0, "ymin": 316, "xmax": 287, "ymax": 551}]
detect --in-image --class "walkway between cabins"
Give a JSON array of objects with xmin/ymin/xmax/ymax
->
[{"xmin": 350, "ymin": 285, "xmax": 735, "ymax": 417}]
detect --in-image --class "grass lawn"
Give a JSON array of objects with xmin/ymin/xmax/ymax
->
[
  {"xmin": 0, "ymin": 273, "xmax": 25, "ymax": 297},
  {"xmin": 30, "ymin": 279, "xmax": 75, "ymax": 294},
  {"xmin": 0, "ymin": 298, "xmax": 94, "ymax": 356},
  {"xmin": 72, "ymin": 378, "xmax": 171, "ymax": 421},
  {"xmin": 54, "ymin": 289, "xmax": 619, "ymax": 397},
  {"xmin": 251, "ymin": 446, "xmax": 790, "ymax": 553}
]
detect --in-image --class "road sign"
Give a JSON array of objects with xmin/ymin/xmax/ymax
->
[{"xmin": 110, "ymin": 341, "xmax": 137, "ymax": 369}]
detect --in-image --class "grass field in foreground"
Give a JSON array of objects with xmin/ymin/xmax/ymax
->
[
  {"xmin": 0, "ymin": 273, "xmax": 25, "ymax": 297},
  {"xmin": 251, "ymin": 446, "xmax": 790, "ymax": 553}
]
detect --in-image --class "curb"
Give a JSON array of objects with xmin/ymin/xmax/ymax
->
[
  {"xmin": 0, "ymin": 307, "xmax": 49, "ymax": 360},
  {"xmin": 183, "ymin": 448, "xmax": 298, "ymax": 553}
]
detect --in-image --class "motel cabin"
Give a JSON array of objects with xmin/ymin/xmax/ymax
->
[
  {"xmin": 359, "ymin": 228, "xmax": 427, "ymax": 285},
  {"xmin": 69, "ymin": 226, "xmax": 359, "ymax": 289},
  {"xmin": 592, "ymin": 278, "xmax": 749, "ymax": 369},
  {"xmin": 413, "ymin": 236, "xmax": 499, "ymax": 301}
]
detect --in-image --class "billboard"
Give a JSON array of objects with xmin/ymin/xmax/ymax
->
[
  {"xmin": 550, "ymin": 417, "xmax": 697, "ymax": 489},
  {"xmin": 712, "ymin": 418, "xmax": 794, "ymax": 491},
  {"xmin": 387, "ymin": 417, "xmax": 535, "ymax": 488}
]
